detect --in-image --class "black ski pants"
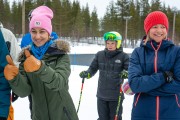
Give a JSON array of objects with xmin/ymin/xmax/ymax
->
[{"xmin": 97, "ymin": 98, "xmax": 123, "ymax": 120}]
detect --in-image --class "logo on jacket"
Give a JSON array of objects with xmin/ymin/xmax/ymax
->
[{"xmin": 115, "ymin": 59, "xmax": 121, "ymax": 63}]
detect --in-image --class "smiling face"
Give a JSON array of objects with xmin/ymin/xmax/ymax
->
[
  {"xmin": 149, "ymin": 24, "xmax": 167, "ymax": 42},
  {"xmin": 106, "ymin": 40, "xmax": 117, "ymax": 51},
  {"xmin": 30, "ymin": 28, "xmax": 50, "ymax": 47}
]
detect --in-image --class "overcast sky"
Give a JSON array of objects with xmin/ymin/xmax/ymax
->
[
  {"xmin": 9, "ymin": 0, "xmax": 180, "ymax": 18},
  {"xmin": 70, "ymin": 0, "xmax": 180, "ymax": 18}
]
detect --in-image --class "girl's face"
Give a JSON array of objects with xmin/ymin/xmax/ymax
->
[
  {"xmin": 149, "ymin": 24, "xmax": 167, "ymax": 42},
  {"xmin": 106, "ymin": 40, "xmax": 117, "ymax": 51},
  {"xmin": 30, "ymin": 28, "xmax": 49, "ymax": 47}
]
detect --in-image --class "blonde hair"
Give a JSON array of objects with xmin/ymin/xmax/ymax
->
[
  {"xmin": 144, "ymin": 35, "xmax": 150, "ymax": 45},
  {"xmin": 143, "ymin": 33, "xmax": 168, "ymax": 45}
]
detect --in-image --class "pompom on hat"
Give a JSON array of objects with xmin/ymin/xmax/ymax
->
[
  {"xmin": 29, "ymin": 6, "xmax": 53, "ymax": 35},
  {"xmin": 144, "ymin": 11, "xmax": 169, "ymax": 34}
]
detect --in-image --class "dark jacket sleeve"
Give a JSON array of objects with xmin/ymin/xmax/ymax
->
[
  {"xmin": 147, "ymin": 47, "xmax": 180, "ymax": 96},
  {"xmin": 8, "ymin": 63, "xmax": 31, "ymax": 97},
  {"xmin": 123, "ymin": 52, "xmax": 129, "ymax": 71},
  {"xmin": 36, "ymin": 54, "xmax": 71, "ymax": 91},
  {"xmin": 87, "ymin": 52, "xmax": 100, "ymax": 77},
  {"xmin": 128, "ymin": 48, "xmax": 166, "ymax": 93}
]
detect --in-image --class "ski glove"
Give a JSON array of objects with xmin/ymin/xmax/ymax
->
[
  {"xmin": 120, "ymin": 70, "xmax": 128, "ymax": 79},
  {"xmin": 122, "ymin": 80, "xmax": 134, "ymax": 95},
  {"xmin": 79, "ymin": 71, "xmax": 91, "ymax": 79},
  {"xmin": 4, "ymin": 55, "xmax": 19, "ymax": 80},
  {"xmin": 24, "ymin": 50, "xmax": 41, "ymax": 72},
  {"xmin": 163, "ymin": 71, "xmax": 174, "ymax": 83}
]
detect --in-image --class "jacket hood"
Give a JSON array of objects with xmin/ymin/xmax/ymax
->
[
  {"xmin": 50, "ymin": 39, "xmax": 70, "ymax": 53},
  {"xmin": 18, "ymin": 39, "xmax": 70, "ymax": 62}
]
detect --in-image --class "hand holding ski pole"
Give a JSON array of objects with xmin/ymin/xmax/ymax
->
[
  {"xmin": 24, "ymin": 49, "xmax": 41, "ymax": 72},
  {"xmin": 114, "ymin": 70, "xmax": 129, "ymax": 120},
  {"xmin": 79, "ymin": 71, "xmax": 91, "ymax": 79},
  {"xmin": 120, "ymin": 70, "xmax": 128, "ymax": 79},
  {"xmin": 4, "ymin": 55, "xmax": 19, "ymax": 80},
  {"xmin": 120, "ymin": 70, "xmax": 134, "ymax": 95}
]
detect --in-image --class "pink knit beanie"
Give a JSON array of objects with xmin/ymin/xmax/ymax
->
[
  {"xmin": 29, "ymin": 6, "xmax": 53, "ymax": 35},
  {"xmin": 144, "ymin": 11, "xmax": 169, "ymax": 34},
  {"xmin": 31, "ymin": 6, "xmax": 53, "ymax": 18}
]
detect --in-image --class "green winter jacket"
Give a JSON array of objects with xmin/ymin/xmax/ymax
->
[{"xmin": 8, "ymin": 40, "xmax": 79, "ymax": 120}]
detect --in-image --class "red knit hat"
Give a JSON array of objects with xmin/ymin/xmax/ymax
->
[{"xmin": 144, "ymin": 11, "xmax": 169, "ymax": 34}]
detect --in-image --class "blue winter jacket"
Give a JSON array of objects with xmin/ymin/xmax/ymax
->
[
  {"xmin": 0, "ymin": 30, "xmax": 11, "ymax": 118},
  {"xmin": 21, "ymin": 32, "xmax": 59, "ymax": 48},
  {"xmin": 128, "ymin": 38, "xmax": 180, "ymax": 120}
]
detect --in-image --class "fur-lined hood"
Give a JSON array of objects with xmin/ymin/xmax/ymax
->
[
  {"xmin": 52, "ymin": 39, "xmax": 70, "ymax": 53},
  {"xmin": 18, "ymin": 39, "xmax": 70, "ymax": 62}
]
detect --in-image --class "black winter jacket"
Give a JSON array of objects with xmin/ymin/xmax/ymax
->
[{"xmin": 87, "ymin": 48, "xmax": 129, "ymax": 101}]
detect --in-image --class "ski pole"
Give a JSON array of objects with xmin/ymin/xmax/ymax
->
[
  {"xmin": 114, "ymin": 84, "xmax": 123, "ymax": 120},
  {"xmin": 76, "ymin": 77, "xmax": 85, "ymax": 113}
]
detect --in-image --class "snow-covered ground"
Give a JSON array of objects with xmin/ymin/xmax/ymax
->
[
  {"xmin": 13, "ymin": 44, "xmax": 134, "ymax": 120},
  {"xmin": 70, "ymin": 42, "xmax": 134, "ymax": 54}
]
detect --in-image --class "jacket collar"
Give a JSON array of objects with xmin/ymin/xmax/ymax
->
[
  {"xmin": 140, "ymin": 36, "xmax": 174, "ymax": 51},
  {"xmin": 18, "ymin": 40, "xmax": 70, "ymax": 62}
]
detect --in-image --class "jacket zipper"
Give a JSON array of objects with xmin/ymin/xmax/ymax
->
[
  {"xmin": 175, "ymin": 94, "xmax": 180, "ymax": 108},
  {"xmin": 134, "ymin": 93, "xmax": 141, "ymax": 106},
  {"xmin": 151, "ymin": 41, "xmax": 162, "ymax": 120}
]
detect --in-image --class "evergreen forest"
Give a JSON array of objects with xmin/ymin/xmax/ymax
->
[{"xmin": 1, "ymin": 0, "xmax": 180, "ymax": 46}]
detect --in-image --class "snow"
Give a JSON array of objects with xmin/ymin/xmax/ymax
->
[
  {"xmin": 12, "ymin": 44, "xmax": 134, "ymax": 120},
  {"xmin": 70, "ymin": 43, "xmax": 134, "ymax": 54}
]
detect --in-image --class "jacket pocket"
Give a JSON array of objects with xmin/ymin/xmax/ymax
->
[
  {"xmin": 175, "ymin": 94, "xmax": 180, "ymax": 108},
  {"xmin": 134, "ymin": 93, "xmax": 141, "ymax": 107},
  {"xmin": 63, "ymin": 107, "xmax": 71, "ymax": 120}
]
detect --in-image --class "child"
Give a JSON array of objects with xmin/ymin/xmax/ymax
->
[{"xmin": 79, "ymin": 31, "xmax": 129, "ymax": 120}]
